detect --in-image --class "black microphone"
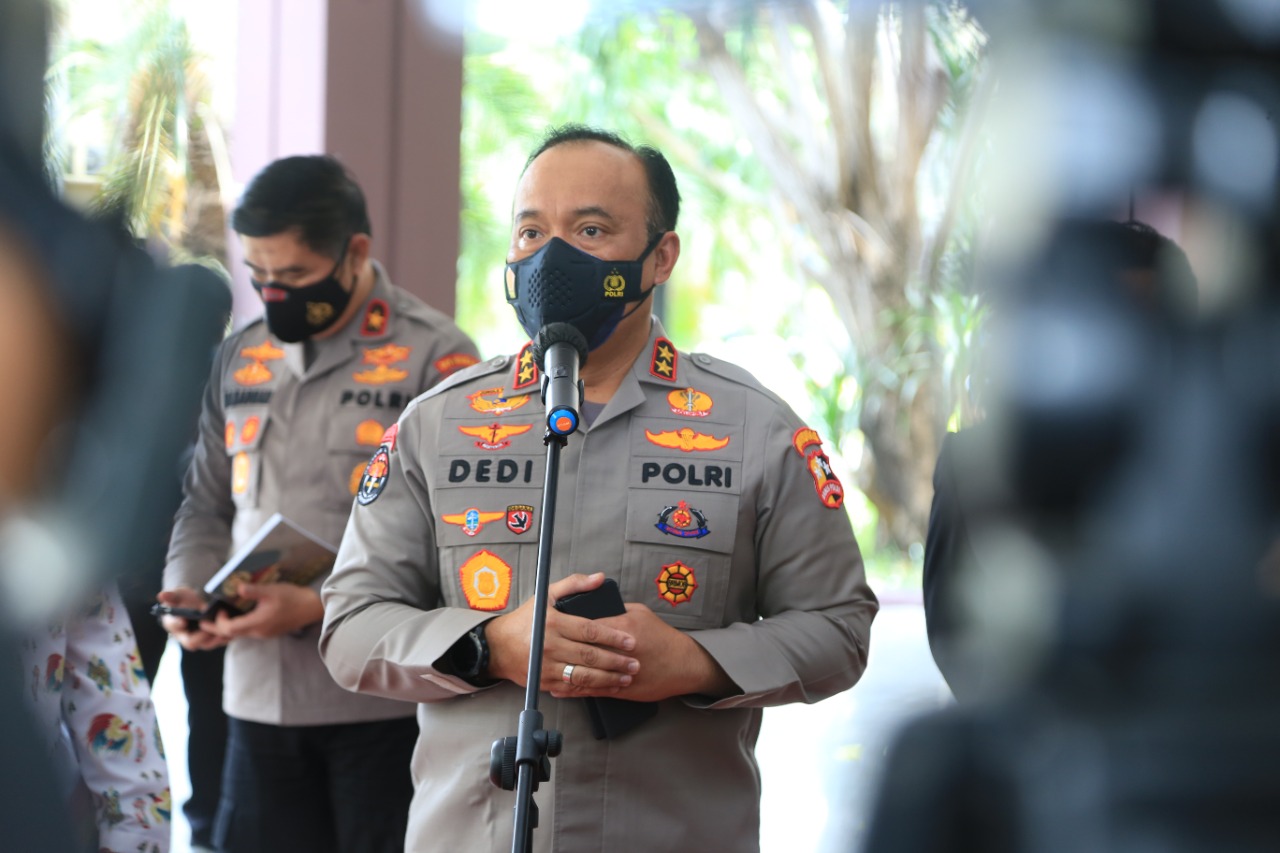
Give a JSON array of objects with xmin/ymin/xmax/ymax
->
[{"xmin": 530, "ymin": 323, "xmax": 588, "ymax": 437}]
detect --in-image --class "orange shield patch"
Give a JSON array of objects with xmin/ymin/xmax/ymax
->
[{"xmin": 459, "ymin": 550, "xmax": 513, "ymax": 611}]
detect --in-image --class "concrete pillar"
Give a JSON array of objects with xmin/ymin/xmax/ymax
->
[{"xmin": 230, "ymin": 0, "xmax": 462, "ymax": 326}]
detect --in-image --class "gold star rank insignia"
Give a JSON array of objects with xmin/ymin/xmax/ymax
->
[
  {"xmin": 649, "ymin": 337, "xmax": 678, "ymax": 381},
  {"xmin": 512, "ymin": 342, "xmax": 540, "ymax": 391}
]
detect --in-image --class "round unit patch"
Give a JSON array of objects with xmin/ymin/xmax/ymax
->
[{"xmin": 356, "ymin": 447, "xmax": 391, "ymax": 505}]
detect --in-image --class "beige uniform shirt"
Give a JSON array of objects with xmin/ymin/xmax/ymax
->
[
  {"xmin": 165, "ymin": 263, "xmax": 479, "ymax": 725},
  {"xmin": 321, "ymin": 319, "xmax": 877, "ymax": 852}
]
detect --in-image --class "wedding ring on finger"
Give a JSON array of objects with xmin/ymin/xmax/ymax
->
[{"xmin": 562, "ymin": 663, "xmax": 576, "ymax": 683}]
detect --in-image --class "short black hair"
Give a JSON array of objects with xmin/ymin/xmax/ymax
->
[
  {"xmin": 231, "ymin": 155, "xmax": 371, "ymax": 257},
  {"xmin": 524, "ymin": 124, "xmax": 680, "ymax": 240}
]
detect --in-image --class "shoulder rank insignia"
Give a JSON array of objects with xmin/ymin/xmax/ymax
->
[
  {"xmin": 793, "ymin": 427, "xmax": 844, "ymax": 509},
  {"xmin": 356, "ymin": 446, "xmax": 391, "ymax": 505},
  {"xmin": 667, "ymin": 387, "xmax": 713, "ymax": 418},
  {"xmin": 512, "ymin": 342, "xmax": 540, "ymax": 391},
  {"xmin": 459, "ymin": 550, "xmax": 513, "ymax": 611},
  {"xmin": 655, "ymin": 561, "xmax": 698, "ymax": 606},
  {"xmin": 468, "ymin": 387, "xmax": 531, "ymax": 415},
  {"xmin": 442, "ymin": 508, "xmax": 506, "ymax": 537},
  {"xmin": 360, "ymin": 299, "xmax": 389, "ymax": 336},
  {"xmin": 645, "ymin": 427, "xmax": 730, "ymax": 453},
  {"xmin": 656, "ymin": 500, "xmax": 710, "ymax": 538},
  {"xmin": 649, "ymin": 337, "xmax": 678, "ymax": 381},
  {"xmin": 458, "ymin": 422, "xmax": 533, "ymax": 451},
  {"xmin": 435, "ymin": 352, "xmax": 479, "ymax": 376}
]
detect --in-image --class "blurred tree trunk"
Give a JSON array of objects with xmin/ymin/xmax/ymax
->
[{"xmin": 688, "ymin": 0, "xmax": 985, "ymax": 548}]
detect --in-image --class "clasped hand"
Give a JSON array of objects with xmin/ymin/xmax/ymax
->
[{"xmin": 484, "ymin": 572, "xmax": 730, "ymax": 703}]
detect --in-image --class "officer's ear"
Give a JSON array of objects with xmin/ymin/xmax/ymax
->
[
  {"xmin": 652, "ymin": 232, "xmax": 680, "ymax": 285},
  {"xmin": 347, "ymin": 233, "xmax": 372, "ymax": 274}
]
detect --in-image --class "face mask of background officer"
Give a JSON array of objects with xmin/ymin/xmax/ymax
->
[{"xmin": 245, "ymin": 229, "xmax": 370, "ymax": 343}]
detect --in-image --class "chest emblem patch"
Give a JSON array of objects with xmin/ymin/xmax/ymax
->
[
  {"xmin": 649, "ymin": 337, "xmax": 678, "ymax": 381},
  {"xmin": 458, "ymin": 422, "xmax": 534, "ymax": 451},
  {"xmin": 667, "ymin": 387, "xmax": 713, "ymax": 418},
  {"xmin": 233, "ymin": 361, "xmax": 273, "ymax": 387},
  {"xmin": 793, "ymin": 427, "xmax": 845, "ymax": 509},
  {"xmin": 356, "ymin": 447, "xmax": 391, "ymax": 505},
  {"xmin": 364, "ymin": 343, "xmax": 412, "ymax": 365},
  {"xmin": 506, "ymin": 505, "xmax": 534, "ymax": 535},
  {"xmin": 239, "ymin": 416, "xmax": 261, "ymax": 446},
  {"xmin": 353, "ymin": 364, "xmax": 409, "ymax": 385},
  {"xmin": 512, "ymin": 342, "xmax": 540, "ymax": 391},
  {"xmin": 354, "ymin": 345, "xmax": 411, "ymax": 385},
  {"xmin": 239, "ymin": 341, "xmax": 285, "ymax": 362},
  {"xmin": 468, "ymin": 387, "xmax": 531, "ymax": 415},
  {"xmin": 645, "ymin": 428, "xmax": 730, "ymax": 453},
  {"xmin": 655, "ymin": 561, "xmax": 698, "ymax": 606},
  {"xmin": 459, "ymin": 550, "xmax": 513, "ymax": 611},
  {"xmin": 442, "ymin": 508, "xmax": 506, "ymax": 537},
  {"xmin": 231, "ymin": 452, "xmax": 251, "ymax": 496},
  {"xmin": 655, "ymin": 501, "xmax": 710, "ymax": 539},
  {"xmin": 356, "ymin": 420, "xmax": 385, "ymax": 447}
]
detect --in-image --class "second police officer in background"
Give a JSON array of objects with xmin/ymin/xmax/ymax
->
[{"xmin": 156, "ymin": 155, "xmax": 479, "ymax": 853}]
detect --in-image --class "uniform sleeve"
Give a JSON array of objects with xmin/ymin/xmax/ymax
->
[
  {"xmin": 686, "ymin": 406, "xmax": 878, "ymax": 710},
  {"xmin": 163, "ymin": 343, "xmax": 234, "ymax": 590},
  {"xmin": 320, "ymin": 405, "xmax": 491, "ymax": 702},
  {"xmin": 63, "ymin": 584, "xmax": 171, "ymax": 853}
]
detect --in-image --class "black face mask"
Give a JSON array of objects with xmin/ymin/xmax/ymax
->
[
  {"xmin": 252, "ymin": 241, "xmax": 354, "ymax": 343},
  {"xmin": 504, "ymin": 233, "xmax": 664, "ymax": 350}
]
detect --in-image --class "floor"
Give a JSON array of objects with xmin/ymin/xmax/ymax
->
[{"xmin": 153, "ymin": 600, "xmax": 950, "ymax": 853}]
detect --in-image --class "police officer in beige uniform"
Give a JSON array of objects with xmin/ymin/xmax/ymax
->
[
  {"xmin": 157, "ymin": 155, "xmax": 479, "ymax": 853},
  {"xmin": 320, "ymin": 126, "xmax": 877, "ymax": 853}
]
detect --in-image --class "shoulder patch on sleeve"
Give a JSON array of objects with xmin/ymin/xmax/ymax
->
[{"xmin": 419, "ymin": 356, "xmax": 513, "ymax": 401}]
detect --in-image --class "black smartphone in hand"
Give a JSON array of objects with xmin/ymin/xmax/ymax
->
[
  {"xmin": 553, "ymin": 577, "xmax": 658, "ymax": 740},
  {"xmin": 555, "ymin": 578, "xmax": 625, "ymax": 620},
  {"xmin": 150, "ymin": 602, "xmax": 209, "ymax": 622}
]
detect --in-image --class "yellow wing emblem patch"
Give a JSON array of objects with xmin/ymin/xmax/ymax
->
[{"xmin": 644, "ymin": 428, "xmax": 730, "ymax": 453}]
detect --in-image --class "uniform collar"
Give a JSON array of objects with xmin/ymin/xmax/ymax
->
[
  {"xmin": 584, "ymin": 317, "xmax": 679, "ymax": 428},
  {"xmin": 284, "ymin": 262, "xmax": 398, "ymax": 381}
]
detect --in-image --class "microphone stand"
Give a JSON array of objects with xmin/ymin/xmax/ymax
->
[{"xmin": 490, "ymin": 324, "xmax": 587, "ymax": 853}]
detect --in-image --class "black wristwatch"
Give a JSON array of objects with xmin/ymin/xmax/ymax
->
[{"xmin": 447, "ymin": 620, "xmax": 492, "ymax": 683}]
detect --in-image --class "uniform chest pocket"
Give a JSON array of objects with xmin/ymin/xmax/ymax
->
[
  {"xmin": 225, "ymin": 407, "xmax": 270, "ymax": 510},
  {"xmin": 328, "ymin": 413, "xmax": 393, "ymax": 499},
  {"xmin": 620, "ymin": 488, "xmax": 742, "ymax": 629}
]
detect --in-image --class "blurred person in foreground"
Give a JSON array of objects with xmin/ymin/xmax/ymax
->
[
  {"xmin": 155, "ymin": 155, "xmax": 480, "ymax": 853},
  {"xmin": 922, "ymin": 218, "xmax": 1199, "ymax": 703},
  {"xmin": 319, "ymin": 124, "xmax": 878, "ymax": 852}
]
